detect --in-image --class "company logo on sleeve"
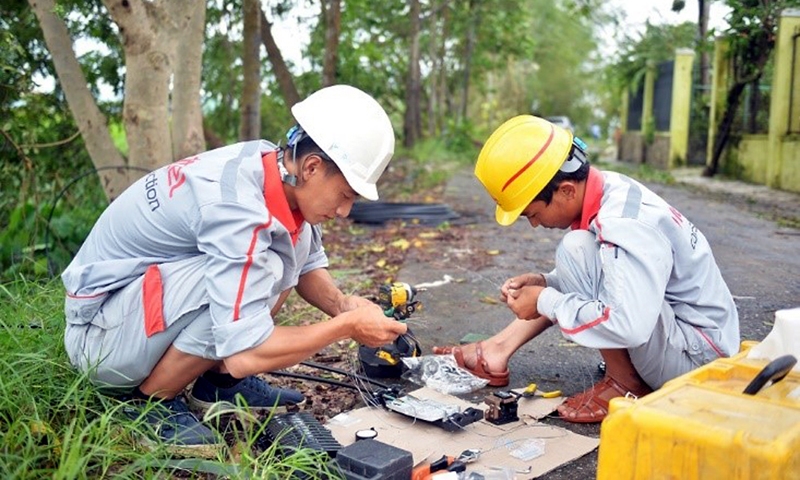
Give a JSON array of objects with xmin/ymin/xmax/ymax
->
[{"xmin": 167, "ymin": 156, "xmax": 199, "ymax": 198}]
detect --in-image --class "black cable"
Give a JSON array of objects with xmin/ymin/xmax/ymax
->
[
  {"xmin": 44, "ymin": 165, "xmax": 152, "ymax": 277},
  {"xmin": 300, "ymin": 361, "xmax": 390, "ymax": 389},
  {"xmin": 269, "ymin": 370, "xmax": 360, "ymax": 390}
]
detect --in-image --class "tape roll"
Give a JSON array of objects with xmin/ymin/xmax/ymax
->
[{"xmin": 355, "ymin": 428, "xmax": 377, "ymax": 441}]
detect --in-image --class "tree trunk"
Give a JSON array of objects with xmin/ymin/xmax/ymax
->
[
  {"xmin": 260, "ymin": 9, "xmax": 301, "ymax": 108},
  {"xmin": 460, "ymin": 0, "xmax": 479, "ymax": 121},
  {"xmin": 321, "ymin": 0, "xmax": 341, "ymax": 87},
  {"xmin": 103, "ymin": 0, "xmax": 173, "ymax": 174},
  {"xmin": 29, "ymin": 0, "xmax": 130, "ymax": 201},
  {"xmin": 705, "ymin": 81, "xmax": 746, "ymax": 177},
  {"xmin": 426, "ymin": 0, "xmax": 439, "ymax": 136},
  {"xmin": 403, "ymin": 0, "xmax": 422, "ymax": 148},
  {"xmin": 439, "ymin": 3, "xmax": 451, "ymax": 126},
  {"xmin": 698, "ymin": 0, "xmax": 710, "ymax": 86},
  {"xmin": 168, "ymin": 0, "xmax": 206, "ymax": 159},
  {"xmin": 240, "ymin": 0, "xmax": 261, "ymax": 141}
]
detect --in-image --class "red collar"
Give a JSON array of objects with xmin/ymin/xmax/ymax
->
[
  {"xmin": 571, "ymin": 167, "xmax": 604, "ymax": 231},
  {"xmin": 262, "ymin": 150, "xmax": 304, "ymax": 245}
]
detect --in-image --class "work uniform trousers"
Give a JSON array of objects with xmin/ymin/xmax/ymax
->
[
  {"xmin": 555, "ymin": 230, "xmax": 723, "ymax": 389},
  {"xmin": 64, "ymin": 256, "xmax": 279, "ymax": 393}
]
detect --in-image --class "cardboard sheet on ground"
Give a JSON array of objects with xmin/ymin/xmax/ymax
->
[{"xmin": 326, "ymin": 387, "xmax": 599, "ymax": 478}]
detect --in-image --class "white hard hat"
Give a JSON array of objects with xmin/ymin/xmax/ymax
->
[{"xmin": 291, "ymin": 85, "xmax": 395, "ymax": 201}]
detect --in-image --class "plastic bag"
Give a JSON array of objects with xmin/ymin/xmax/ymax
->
[{"xmin": 401, "ymin": 354, "xmax": 489, "ymax": 394}]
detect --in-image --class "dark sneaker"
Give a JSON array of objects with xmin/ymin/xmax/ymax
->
[
  {"xmin": 122, "ymin": 396, "xmax": 222, "ymax": 458},
  {"xmin": 187, "ymin": 375, "xmax": 305, "ymax": 415}
]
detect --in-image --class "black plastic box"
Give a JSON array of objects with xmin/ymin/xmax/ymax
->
[{"xmin": 331, "ymin": 439, "xmax": 413, "ymax": 480}]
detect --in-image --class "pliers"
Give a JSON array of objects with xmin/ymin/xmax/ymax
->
[{"xmin": 411, "ymin": 449, "xmax": 480, "ymax": 479}]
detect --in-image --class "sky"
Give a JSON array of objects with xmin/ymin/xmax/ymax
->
[{"xmin": 609, "ymin": 0, "xmax": 730, "ymax": 34}]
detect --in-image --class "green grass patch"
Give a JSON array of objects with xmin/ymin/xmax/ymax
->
[
  {"xmin": 0, "ymin": 278, "xmax": 342, "ymax": 479},
  {"xmin": 594, "ymin": 160, "xmax": 676, "ymax": 185}
]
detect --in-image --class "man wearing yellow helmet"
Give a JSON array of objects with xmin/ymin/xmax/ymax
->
[{"xmin": 436, "ymin": 115, "xmax": 739, "ymax": 423}]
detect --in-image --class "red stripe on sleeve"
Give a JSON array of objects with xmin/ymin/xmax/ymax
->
[
  {"xmin": 559, "ymin": 306, "xmax": 611, "ymax": 335},
  {"xmin": 143, "ymin": 265, "xmax": 166, "ymax": 337},
  {"xmin": 233, "ymin": 217, "xmax": 272, "ymax": 320}
]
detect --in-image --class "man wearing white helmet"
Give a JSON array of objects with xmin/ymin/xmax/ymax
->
[{"xmin": 62, "ymin": 85, "xmax": 406, "ymax": 455}]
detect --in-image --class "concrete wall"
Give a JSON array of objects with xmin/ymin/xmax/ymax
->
[
  {"xmin": 723, "ymin": 135, "xmax": 769, "ymax": 184},
  {"xmin": 713, "ymin": 10, "xmax": 800, "ymax": 194},
  {"xmin": 618, "ymin": 132, "xmax": 670, "ymax": 169},
  {"xmin": 780, "ymin": 137, "xmax": 800, "ymax": 191}
]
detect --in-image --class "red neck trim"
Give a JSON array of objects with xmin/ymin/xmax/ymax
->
[
  {"xmin": 571, "ymin": 167, "xmax": 604, "ymax": 231},
  {"xmin": 262, "ymin": 150, "xmax": 304, "ymax": 245}
]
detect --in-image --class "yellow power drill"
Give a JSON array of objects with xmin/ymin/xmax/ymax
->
[{"xmin": 359, "ymin": 282, "xmax": 423, "ymax": 378}]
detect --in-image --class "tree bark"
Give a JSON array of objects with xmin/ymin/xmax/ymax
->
[
  {"xmin": 698, "ymin": 0, "xmax": 710, "ymax": 86},
  {"xmin": 168, "ymin": 0, "xmax": 206, "ymax": 159},
  {"xmin": 103, "ymin": 0, "xmax": 174, "ymax": 174},
  {"xmin": 321, "ymin": 0, "xmax": 341, "ymax": 87},
  {"xmin": 460, "ymin": 0, "xmax": 479, "ymax": 121},
  {"xmin": 240, "ymin": 0, "xmax": 261, "ymax": 141},
  {"xmin": 403, "ymin": 0, "xmax": 422, "ymax": 147},
  {"xmin": 260, "ymin": 9, "xmax": 301, "ymax": 107},
  {"xmin": 426, "ymin": 0, "xmax": 440, "ymax": 136},
  {"xmin": 29, "ymin": 0, "xmax": 130, "ymax": 201}
]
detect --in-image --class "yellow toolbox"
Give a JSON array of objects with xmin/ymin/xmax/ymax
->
[{"xmin": 597, "ymin": 343, "xmax": 800, "ymax": 480}]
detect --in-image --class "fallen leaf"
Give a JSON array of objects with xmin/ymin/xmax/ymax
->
[
  {"xmin": 479, "ymin": 296, "xmax": 500, "ymax": 305},
  {"xmin": 418, "ymin": 232, "xmax": 438, "ymax": 239},
  {"xmin": 370, "ymin": 245, "xmax": 386, "ymax": 253},
  {"xmin": 390, "ymin": 238, "xmax": 411, "ymax": 250},
  {"xmin": 375, "ymin": 259, "xmax": 387, "ymax": 268},
  {"xmin": 486, "ymin": 249, "xmax": 500, "ymax": 255}
]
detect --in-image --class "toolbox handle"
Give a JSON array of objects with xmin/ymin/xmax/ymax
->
[{"xmin": 742, "ymin": 354, "xmax": 797, "ymax": 395}]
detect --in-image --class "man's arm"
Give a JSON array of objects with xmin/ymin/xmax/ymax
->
[
  {"xmin": 295, "ymin": 268, "xmax": 372, "ymax": 317},
  {"xmin": 223, "ymin": 303, "xmax": 406, "ymax": 377}
]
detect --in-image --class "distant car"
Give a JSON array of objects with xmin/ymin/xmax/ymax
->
[{"xmin": 545, "ymin": 116, "xmax": 574, "ymax": 132}]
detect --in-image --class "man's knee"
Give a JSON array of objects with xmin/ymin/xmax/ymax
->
[{"xmin": 554, "ymin": 230, "xmax": 601, "ymax": 294}]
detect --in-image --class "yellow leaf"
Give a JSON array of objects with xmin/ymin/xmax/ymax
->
[
  {"xmin": 413, "ymin": 240, "xmax": 423, "ymax": 248},
  {"xmin": 479, "ymin": 296, "xmax": 500, "ymax": 305},
  {"xmin": 418, "ymin": 232, "xmax": 438, "ymax": 239},
  {"xmin": 370, "ymin": 245, "xmax": 386, "ymax": 253},
  {"xmin": 376, "ymin": 259, "xmax": 387, "ymax": 268},
  {"xmin": 390, "ymin": 239, "xmax": 410, "ymax": 250},
  {"xmin": 486, "ymin": 249, "xmax": 500, "ymax": 255}
]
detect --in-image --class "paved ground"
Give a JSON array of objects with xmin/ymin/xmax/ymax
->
[{"xmin": 397, "ymin": 163, "xmax": 800, "ymax": 479}]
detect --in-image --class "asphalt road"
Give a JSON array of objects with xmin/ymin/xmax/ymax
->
[{"xmin": 398, "ymin": 166, "xmax": 800, "ymax": 479}]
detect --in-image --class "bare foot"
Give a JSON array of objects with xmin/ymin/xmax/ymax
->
[{"xmin": 433, "ymin": 340, "xmax": 510, "ymax": 374}]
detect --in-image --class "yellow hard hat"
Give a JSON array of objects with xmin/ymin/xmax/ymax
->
[{"xmin": 475, "ymin": 115, "xmax": 574, "ymax": 226}]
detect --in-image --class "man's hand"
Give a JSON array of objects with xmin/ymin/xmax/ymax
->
[
  {"xmin": 500, "ymin": 273, "xmax": 546, "ymax": 302},
  {"xmin": 348, "ymin": 303, "xmax": 408, "ymax": 347},
  {"xmin": 337, "ymin": 294, "xmax": 374, "ymax": 313},
  {"xmin": 505, "ymin": 285, "xmax": 545, "ymax": 320}
]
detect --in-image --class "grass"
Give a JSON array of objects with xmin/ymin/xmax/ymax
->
[
  {"xmin": 0, "ymin": 278, "xmax": 342, "ymax": 479},
  {"xmin": 594, "ymin": 159, "xmax": 676, "ymax": 185}
]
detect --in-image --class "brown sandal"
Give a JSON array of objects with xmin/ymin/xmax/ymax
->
[
  {"xmin": 431, "ymin": 345, "xmax": 457, "ymax": 355},
  {"xmin": 451, "ymin": 342, "xmax": 510, "ymax": 387},
  {"xmin": 556, "ymin": 376, "xmax": 643, "ymax": 423}
]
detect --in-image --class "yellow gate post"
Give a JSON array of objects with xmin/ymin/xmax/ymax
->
[
  {"xmin": 706, "ymin": 37, "xmax": 730, "ymax": 169},
  {"xmin": 669, "ymin": 48, "xmax": 696, "ymax": 168}
]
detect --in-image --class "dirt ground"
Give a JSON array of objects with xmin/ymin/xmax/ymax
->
[
  {"xmin": 265, "ymin": 163, "xmax": 800, "ymax": 478},
  {"xmin": 396, "ymin": 165, "xmax": 800, "ymax": 479}
]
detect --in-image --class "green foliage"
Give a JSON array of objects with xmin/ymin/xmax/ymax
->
[
  {"xmin": 0, "ymin": 279, "xmax": 344, "ymax": 478},
  {"xmin": 609, "ymin": 21, "xmax": 697, "ymax": 94}
]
